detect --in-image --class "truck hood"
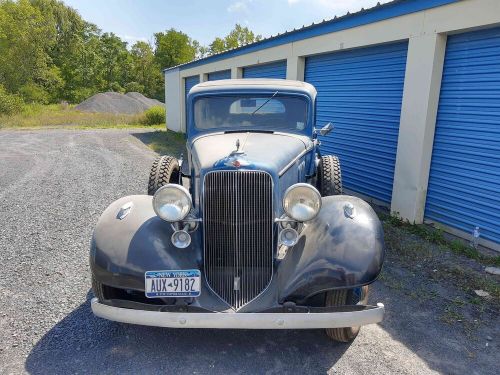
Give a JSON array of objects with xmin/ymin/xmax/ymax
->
[{"xmin": 190, "ymin": 132, "xmax": 313, "ymax": 175}]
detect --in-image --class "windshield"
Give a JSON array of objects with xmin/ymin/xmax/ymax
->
[{"xmin": 193, "ymin": 94, "xmax": 309, "ymax": 133}]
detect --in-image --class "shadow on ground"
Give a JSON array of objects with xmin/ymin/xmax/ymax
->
[
  {"xmin": 131, "ymin": 131, "xmax": 186, "ymax": 157},
  {"xmin": 25, "ymin": 292, "xmax": 350, "ymax": 374}
]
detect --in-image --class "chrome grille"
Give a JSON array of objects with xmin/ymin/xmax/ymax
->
[{"xmin": 203, "ymin": 170, "xmax": 273, "ymax": 310}]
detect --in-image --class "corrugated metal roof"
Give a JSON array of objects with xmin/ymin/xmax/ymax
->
[{"xmin": 164, "ymin": 0, "xmax": 460, "ymax": 72}]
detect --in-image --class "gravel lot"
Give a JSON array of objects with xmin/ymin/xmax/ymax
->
[{"xmin": 0, "ymin": 129, "xmax": 497, "ymax": 375}]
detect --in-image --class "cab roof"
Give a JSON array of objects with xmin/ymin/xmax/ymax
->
[{"xmin": 189, "ymin": 79, "xmax": 317, "ymax": 99}]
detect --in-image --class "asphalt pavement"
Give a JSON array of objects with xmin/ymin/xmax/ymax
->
[{"xmin": 0, "ymin": 129, "xmax": 497, "ymax": 374}]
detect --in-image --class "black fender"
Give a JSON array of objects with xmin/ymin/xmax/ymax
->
[
  {"xmin": 277, "ymin": 195, "xmax": 385, "ymax": 303},
  {"xmin": 90, "ymin": 195, "xmax": 203, "ymax": 291}
]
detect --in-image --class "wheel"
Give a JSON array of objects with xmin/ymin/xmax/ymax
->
[
  {"xmin": 325, "ymin": 286, "xmax": 369, "ymax": 342},
  {"xmin": 91, "ymin": 274, "xmax": 105, "ymax": 302},
  {"xmin": 147, "ymin": 155, "xmax": 180, "ymax": 195},
  {"xmin": 316, "ymin": 155, "xmax": 342, "ymax": 196}
]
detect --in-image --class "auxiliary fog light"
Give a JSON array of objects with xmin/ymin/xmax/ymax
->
[
  {"xmin": 171, "ymin": 229, "xmax": 191, "ymax": 249},
  {"xmin": 279, "ymin": 227, "xmax": 299, "ymax": 247}
]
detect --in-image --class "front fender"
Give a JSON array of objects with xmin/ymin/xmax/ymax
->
[
  {"xmin": 90, "ymin": 195, "xmax": 203, "ymax": 291},
  {"xmin": 277, "ymin": 195, "xmax": 385, "ymax": 303}
]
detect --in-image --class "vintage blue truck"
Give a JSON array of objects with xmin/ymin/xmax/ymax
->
[{"xmin": 90, "ymin": 79, "xmax": 385, "ymax": 342}]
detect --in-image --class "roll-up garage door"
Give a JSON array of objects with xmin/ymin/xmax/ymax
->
[
  {"xmin": 184, "ymin": 75, "xmax": 199, "ymax": 124},
  {"xmin": 305, "ymin": 42, "xmax": 408, "ymax": 203},
  {"xmin": 425, "ymin": 27, "xmax": 500, "ymax": 245},
  {"xmin": 243, "ymin": 60, "xmax": 287, "ymax": 79},
  {"xmin": 208, "ymin": 70, "xmax": 231, "ymax": 81}
]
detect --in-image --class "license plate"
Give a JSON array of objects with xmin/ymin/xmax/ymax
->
[{"xmin": 145, "ymin": 270, "xmax": 201, "ymax": 298}]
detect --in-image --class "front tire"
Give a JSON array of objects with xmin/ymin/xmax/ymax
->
[
  {"xmin": 148, "ymin": 155, "xmax": 180, "ymax": 195},
  {"xmin": 316, "ymin": 155, "xmax": 342, "ymax": 196},
  {"xmin": 325, "ymin": 286, "xmax": 369, "ymax": 342}
]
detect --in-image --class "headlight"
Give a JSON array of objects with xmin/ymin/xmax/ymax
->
[
  {"xmin": 283, "ymin": 183, "xmax": 322, "ymax": 222},
  {"xmin": 153, "ymin": 184, "xmax": 192, "ymax": 222}
]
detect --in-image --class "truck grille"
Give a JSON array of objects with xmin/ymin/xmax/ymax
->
[{"xmin": 203, "ymin": 170, "xmax": 274, "ymax": 310}]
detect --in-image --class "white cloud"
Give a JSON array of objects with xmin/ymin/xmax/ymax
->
[
  {"xmin": 228, "ymin": 1, "xmax": 248, "ymax": 13},
  {"xmin": 118, "ymin": 34, "xmax": 149, "ymax": 45}
]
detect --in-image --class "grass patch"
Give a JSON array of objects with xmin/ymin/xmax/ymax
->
[
  {"xmin": 382, "ymin": 214, "xmax": 500, "ymax": 309},
  {"xmin": 381, "ymin": 212, "xmax": 500, "ymax": 267},
  {"xmin": 132, "ymin": 130, "xmax": 186, "ymax": 156},
  {"xmin": 0, "ymin": 103, "xmax": 164, "ymax": 130}
]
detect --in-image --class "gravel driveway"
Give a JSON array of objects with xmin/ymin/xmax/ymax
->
[{"xmin": 0, "ymin": 129, "xmax": 497, "ymax": 375}]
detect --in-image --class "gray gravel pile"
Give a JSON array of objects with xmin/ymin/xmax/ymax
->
[
  {"xmin": 125, "ymin": 92, "xmax": 163, "ymax": 108},
  {"xmin": 75, "ymin": 92, "xmax": 163, "ymax": 114}
]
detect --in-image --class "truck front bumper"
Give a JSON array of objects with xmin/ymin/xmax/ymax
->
[{"xmin": 91, "ymin": 298, "xmax": 385, "ymax": 329}]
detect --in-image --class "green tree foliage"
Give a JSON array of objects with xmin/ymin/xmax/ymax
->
[
  {"xmin": 209, "ymin": 24, "xmax": 262, "ymax": 55},
  {"xmin": 154, "ymin": 28, "xmax": 198, "ymax": 69},
  {"xmin": 0, "ymin": 1, "xmax": 263, "ymax": 110},
  {"xmin": 130, "ymin": 41, "xmax": 162, "ymax": 98}
]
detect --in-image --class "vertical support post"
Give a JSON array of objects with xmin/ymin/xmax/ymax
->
[
  {"xmin": 231, "ymin": 67, "xmax": 243, "ymax": 79},
  {"xmin": 391, "ymin": 33, "xmax": 447, "ymax": 223},
  {"xmin": 286, "ymin": 56, "xmax": 305, "ymax": 81}
]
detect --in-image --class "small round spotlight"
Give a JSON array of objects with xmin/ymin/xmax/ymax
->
[
  {"xmin": 171, "ymin": 230, "xmax": 191, "ymax": 249},
  {"xmin": 279, "ymin": 227, "xmax": 299, "ymax": 247}
]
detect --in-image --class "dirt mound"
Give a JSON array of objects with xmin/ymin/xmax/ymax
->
[{"xmin": 75, "ymin": 92, "xmax": 163, "ymax": 114}]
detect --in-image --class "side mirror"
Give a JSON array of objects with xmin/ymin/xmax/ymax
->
[{"xmin": 316, "ymin": 122, "xmax": 334, "ymax": 136}]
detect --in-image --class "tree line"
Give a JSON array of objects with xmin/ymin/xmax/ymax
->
[{"xmin": 0, "ymin": 0, "xmax": 261, "ymax": 113}]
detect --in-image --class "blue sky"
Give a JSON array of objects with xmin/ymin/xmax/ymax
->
[{"xmin": 62, "ymin": 0, "xmax": 391, "ymax": 46}]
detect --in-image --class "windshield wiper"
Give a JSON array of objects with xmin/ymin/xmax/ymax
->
[{"xmin": 251, "ymin": 91, "xmax": 279, "ymax": 116}]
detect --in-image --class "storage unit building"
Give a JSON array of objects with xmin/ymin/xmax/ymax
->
[
  {"xmin": 164, "ymin": 0, "xmax": 500, "ymax": 250},
  {"xmin": 208, "ymin": 70, "xmax": 231, "ymax": 81},
  {"xmin": 425, "ymin": 26, "xmax": 500, "ymax": 246},
  {"xmin": 305, "ymin": 42, "xmax": 408, "ymax": 203},
  {"xmin": 242, "ymin": 61, "xmax": 287, "ymax": 79}
]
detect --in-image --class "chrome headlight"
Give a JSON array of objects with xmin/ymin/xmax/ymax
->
[
  {"xmin": 153, "ymin": 184, "xmax": 192, "ymax": 222},
  {"xmin": 283, "ymin": 183, "xmax": 322, "ymax": 222}
]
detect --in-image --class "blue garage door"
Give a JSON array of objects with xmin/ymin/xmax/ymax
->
[
  {"xmin": 243, "ymin": 61, "xmax": 287, "ymax": 79},
  {"xmin": 208, "ymin": 70, "xmax": 231, "ymax": 81},
  {"xmin": 184, "ymin": 75, "xmax": 199, "ymax": 123},
  {"xmin": 305, "ymin": 42, "xmax": 408, "ymax": 203},
  {"xmin": 425, "ymin": 27, "xmax": 500, "ymax": 244}
]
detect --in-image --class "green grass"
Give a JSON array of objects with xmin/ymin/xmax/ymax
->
[
  {"xmin": 381, "ymin": 212, "xmax": 500, "ymax": 267},
  {"xmin": 133, "ymin": 130, "xmax": 186, "ymax": 156},
  {"xmin": 0, "ymin": 103, "xmax": 165, "ymax": 130}
]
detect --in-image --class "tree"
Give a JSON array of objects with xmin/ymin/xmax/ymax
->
[
  {"xmin": 99, "ymin": 32, "xmax": 129, "ymax": 90},
  {"xmin": 209, "ymin": 24, "xmax": 262, "ymax": 55},
  {"xmin": 0, "ymin": 0, "xmax": 56, "ymax": 96},
  {"xmin": 130, "ymin": 41, "xmax": 161, "ymax": 97},
  {"xmin": 154, "ymin": 28, "xmax": 198, "ymax": 69}
]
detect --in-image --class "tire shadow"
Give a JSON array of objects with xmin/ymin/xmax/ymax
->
[{"xmin": 25, "ymin": 291, "xmax": 350, "ymax": 374}]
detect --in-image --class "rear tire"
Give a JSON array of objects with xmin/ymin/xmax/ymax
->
[
  {"xmin": 325, "ymin": 286, "xmax": 369, "ymax": 342},
  {"xmin": 148, "ymin": 155, "xmax": 180, "ymax": 195},
  {"xmin": 316, "ymin": 155, "xmax": 342, "ymax": 196}
]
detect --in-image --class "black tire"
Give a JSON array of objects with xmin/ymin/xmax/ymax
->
[
  {"xmin": 91, "ymin": 274, "xmax": 105, "ymax": 302},
  {"xmin": 325, "ymin": 286, "xmax": 369, "ymax": 342},
  {"xmin": 148, "ymin": 155, "xmax": 180, "ymax": 195},
  {"xmin": 316, "ymin": 155, "xmax": 342, "ymax": 196}
]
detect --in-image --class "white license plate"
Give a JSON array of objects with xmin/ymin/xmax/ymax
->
[{"xmin": 145, "ymin": 270, "xmax": 201, "ymax": 298}]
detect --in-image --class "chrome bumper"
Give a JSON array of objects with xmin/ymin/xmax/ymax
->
[{"xmin": 91, "ymin": 298, "xmax": 384, "ymax": 329}]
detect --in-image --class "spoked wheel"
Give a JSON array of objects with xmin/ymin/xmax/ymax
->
[
  {"xmin": 148, "ymin": 155, "xmax": 180, "ymax": 195},
  {"xmin": 325, "ymin": 286, "xmax": 369, "ymax": 342},
  {"xmin": 316, "ymin": 155, "xmax": 342, "ymax": 196}
]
